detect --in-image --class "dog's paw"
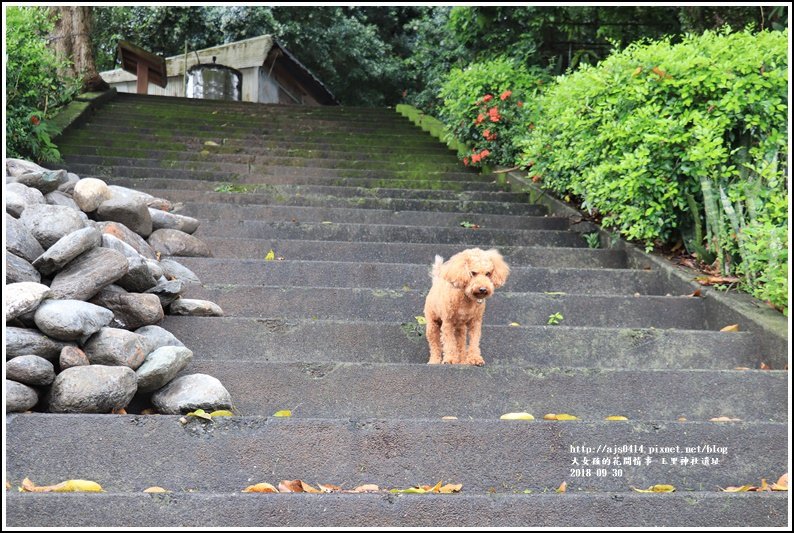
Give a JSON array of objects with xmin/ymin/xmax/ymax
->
[
  {"xmin": 441, "ymin": 356, "xmax": 457, "ymax": 364},
  {"xmin": 465, "ymin": 355, "xmax": 485, "ymax": 366},
  {"xmin": 427, "ymin": 358, "xmax": 442, "ymax": 365}
]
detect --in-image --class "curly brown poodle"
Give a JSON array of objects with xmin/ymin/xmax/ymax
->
[{"xmin": 423, "ymin": 248, "xmax": 510, "ymax": 365}]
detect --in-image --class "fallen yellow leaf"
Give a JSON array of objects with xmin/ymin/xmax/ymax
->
[
  {"xmin": 677, "ymin": 417, "xmax": 687, "ymax": 422},
  {"xmin": 390, "ymin": 486, "xmax": 428, "ymax": 494},
  {"xmin": 556, "ymin": 481, "xmax": 567, "ymax": 493},
  {"xmin": 415, "ymin": 316, "xmax": 427, "ymax": 325},
  {"xmin": 631, "ymin": 484, "xmax": 675, "ymax": 493},
  {"xmin": 500, "ymin": 412, "xmax": 535, "ymax": 420},
  {"xmin": 543, "ymin": 413, "xmax": 558, "ymax": 420},
  {"xmin": 21, "ymin": 478, "xmax": 103, "ymax": 493},
  {"xmin": 209, "ymin": 410, "xmax": 233, "ymax": 418},
  {"xmin": 722, "ymin": 485, "xmax": 755, "ymax": 492},
  {"xmin": 720, "ymin": 324, "xmax": 740, "ymax": 332},
  {"xmin": 429, "ymin": 481, "xmax": 443, "ymax": 493},
  {"xmin": 143, "ymin": 486, "xmax": 170, "ymax": 493},
  {"xmin": 440, "ymin": 483, "xmax": 463, "ymax": 493},
  {"xmin": 605, "ymin": 416, "xmax": 628, "ymax": 421},
  {"xmin": 265, "ymin": 249, "xmax": 276, "ymax": 261},
  {"xmin": 555, "ymin": 414, "xmax": 578, "ymax": 421},
  {"xmin": 759, "ymin": 479, "xmax": 771, "ymax": 492},
  {"xmin": 186, "ymin": 409, "xmax": 212, "ymax": 421},
  {"xmin": 710, "ymin": 416, "xmax": 741, "ymax": 422},
  {"xmin": 273, "ymin": 410, "xmax": 292, "ymax": 418},
  {"xmin": 242, "ymin": 482, "xmax": 278, "ymax": 493},
  {"xmin": 771, "ymin": 473, "xmax": 788, "ymax": 491},
  {"xmin": 509, "ymin": 322, "xmax": 520, "ymax": 327}
]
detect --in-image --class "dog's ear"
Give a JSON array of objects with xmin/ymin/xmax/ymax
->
[
  {"xmin": 486, "ymin": 249, "xmax": 510, "ymax": 288},
  {"xmin": 440, "ymin": 252, "xmax": 471, "ymax": 289}
]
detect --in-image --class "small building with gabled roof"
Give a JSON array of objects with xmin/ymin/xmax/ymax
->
[{"xmin": 100, "ymin": 35, "xmax": 338, "ymax": 105}]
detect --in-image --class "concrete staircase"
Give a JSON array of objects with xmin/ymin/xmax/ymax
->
[{"xmin": 6, "ymin": 92, "xmax": 788, "ymax": 527}]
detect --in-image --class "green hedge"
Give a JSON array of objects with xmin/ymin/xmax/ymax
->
[
  {"xmin": 438, "ymin": 57, "xmax": 549, "ymax": 169},
  {"xmin": 6, "ymin": 6, "xmax": 79, "ymax": 161},
  {"xmin": 516, "ymin": 29, "xmax": 788, "ymax": 312}
]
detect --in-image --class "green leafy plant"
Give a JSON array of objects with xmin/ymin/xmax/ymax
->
[
  {"xmin": 547, "ymin": 312, "xmax": 564, "ymax": 325},
  {"xmin": 6, "ymin": 6, "xmax": 80, "ymax": 161},
  {"xmin": 583, "ymin": 232, "xmax": 601, "ymax": 249}
]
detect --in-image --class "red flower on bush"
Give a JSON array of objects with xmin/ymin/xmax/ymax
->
[
  {"xmin": 30, "ymin": 115, "xmax": 41, "ymax": 126},
  {"xmin": 475, "ymin": 113, "xmax": 485, "ymax": 125},
  {"xmin": 482, "ymin": 94, "xmax": 494, "ymax": 103},
  {"xmin": 463, "ymin": 156, "xmax": 470, "ymax": 166},
  {"xmin": 500, "ymin": 90, "xmax": 512, "ymax": 101},
  {"xmin": 480, "ymin": 149, "xmax": 491, "ymax": 159},
  {"xmin": 471, "ymin": 153, "xmax": 482, "ymax": 163},
  {"xmin": 517, "ymin": 101, "xmax": 523, "ymax": 107},
  {"xmin": 488, "ymin": 107, "xmax": 501, "ymax": 122}
]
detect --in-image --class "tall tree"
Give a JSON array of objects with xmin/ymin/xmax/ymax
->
[{"xmin": 47, "ymin": 6, "xmax": 108, "ymax": 91}]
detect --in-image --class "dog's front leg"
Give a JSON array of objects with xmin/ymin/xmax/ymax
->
[
  {"xmin": 464, "ymin": 319, "xmax": 485, "ymax": 366},
  {"xmin": 440, "ymin": 321, "xmax": 460, "ymax": 364},
  {"xmin": 426, "ymin": 319, "xmax": 443, "ymax": 364}
]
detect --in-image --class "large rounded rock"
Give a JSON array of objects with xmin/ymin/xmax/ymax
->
[
  {"xmin": 45, "ymin": 190, "xmax": 81, "ymax": 211},
  {"xmin": 48, "ymin": 365, "xmax": 137, "ymax": 413},
  {"xmin": 32, "ymin": 226, "xmax": 102, "ymax": 276},
  {"xmin": 19, "ymin": 204, "xmax": 86, "ymax": 249},
  {"xmin": 96, "ymin": 221, "xmax": 157, "ymax": 260},
  {"xmin": 147, "ymin": 229, "xmax": 212, "ymax": 257},
  {"xmin": 48, "ymin": 247, "xmax": 129, "ymax": 300},
  {"xmin": 5, "ymin": 282, "xmax": 50, "ymax": 320},
  {"xmin": 15, "ymin": 168, "xmax": 69, "ymax": 194},
  {"xmin": 6, "ymin": 355, "xmax": 56, "ymax": 386},
  {"xmin": 135, "ymin": 325, "xmax": 184, "ymax": 354},
  {"xmin": 168, "ymin": 298, "xmax": 224, "ymax": 317},
  {"xmin": 72, "ymin": 177, "xmax": 111, "ymax": 212},
  {"xmin": 117, "ymin": 254, "xmax": 159, "ymax": 293},
  {"xmin": 33, "ymin": 299, "xmax": 115, "ymax": 341},
  {"xmin": 6, "ymin": 380, "xmax": 39, "ymax": 413},
  {"xmin": 7, "ymin": 213, "xmax": 45, "ymax": 262},
  {"xmin": 83, "ymin": 327, "xmax": 148, "ymax": 369},
  {"xmin": 136, "ymin": 346, "xmax": 194, "ymax": 393},
  {"xmin": 60, "ymin": 345, "xmax": 90, "ymax": 371},
  {"xmin": 5, "ymin": 182, "xmax": 45, "ymax": 217},
  {"xmin": 96, "ymin": 196, "xmax": 153, "ymax": 237},
  {"xmin": 6, "ymin": 253, "xmax": 41, "ymax": 284},
  {"xmin": 6, "ymin": 158, "xmax": 47, "ymax": 177},
  {"xmin": 149, "ymin": 208, "xmax": 200, "ymax": 234},
  {"xmin": 6, "ymin": 327, "xmax": 71, "ymax": 361},
  {"xmin": 90, "ymin": 289, "xmax": 164, "ymax": 330},
  {"xmin": 159, "ymin": 259, "xmax": 201, "ymax": 285},
  {"xmin": 145, "ymin": 279, "xmax": 187, "ymax": 307},
  {"xmin": 151, "ymin": 374, "xmax": 232, "ymax": 414}
]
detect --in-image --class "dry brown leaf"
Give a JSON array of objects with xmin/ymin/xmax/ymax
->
[
  {"xmin": 20, "ymin": 478, "xmax": 103, "ymax": 493},
  {"xmin": 141, "ymin": 408, "xmax": 158, "ymax": 415},
  {"xmin": 428, "ymin": 481, "xmax": 443, "ymax": 493},
  {"xmin": 277, "ymin": 480, "xmax": 304, "ymax": 493},
  {"xmin": 318, "ymin": 483, "xmax": 341, "ymax": 493},
  {"xmin": 439, "ymin": 483, "xmax": 463, "ymax": 494},
  {"xmin": 771, "ymin": 473, "xmax": 788, "ymax": 491},
  {"xmin": 688, "ymin": 289, "xmax": 702, "ymax": 297},
  {"xmin": 5, "ymin": 481, "xmax": 11, "ymax": 491},
  {"xmin": 720, "ymin": 324, "xmax": 740, "ymax": 332},
  {"xmin": 722, "ymin": 485, "xmax": 754, "ymax": 492},
  {"xmin": 710, "ymin": 416, "xmax": 741, "ymax": 422},
  {"xmin": 352, "ymin": 484, "xmax": 380, "ymax": 493},
  {"xmin": 300, "ymin": 481, "xmax": 322, "ymax": 494},
  {"xmin": 143, "ymin": 486, "xmax": 170, "ymax": 493},
  {"xmin": 760, "ymin": 362, "xmax": 771, "ymax": 370},
  {"xmin": 556, "ymin": 481, "xmax": 567, "ymax": 493},
  {"xmin": 758, "ymin": 479, "xmax": 771, "ymax": 492},
  {"xmin": 677, "ymin": 417, "xmax": 687, "ymax": 422},
  {"xmin": 111, "ymin": 408, "xmax": 127, "ymax": 415},
  {"xmin": 631, "ymin": 484, "xmax": 675, "ymax": 493},
  {"xmin": 696, "ymin": 275, "xmax": 740, "ymax": 286},
  {"xmin": 243, "ymin": 482, "xmax": 279, "ymax": 493}
]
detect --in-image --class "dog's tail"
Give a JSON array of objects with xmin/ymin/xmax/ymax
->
[{"xmin": 431, "ymin": 255, "xmax": 444, "ymax": 279}]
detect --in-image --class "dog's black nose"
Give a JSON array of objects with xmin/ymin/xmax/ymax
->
[{"xmin": 478, "ymin": 287, "xmax": 488, "ymax": 294}]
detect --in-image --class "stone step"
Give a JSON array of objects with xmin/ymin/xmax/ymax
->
[
  {"xmin": 162, "ymin": 317, "xmax": 769, "ymax": 370},
  {"xmin": 6, "ymin": 492, "xmax": 786, "ymax": 527},
  {"xmin": 197, "ymin": 238, "xmax": 626, "ymax": 268},
  {"xmin": 96, "ymin": 175, "xmax": 504, "ymax": 193},
  {"xmin": 173, "ymin": 202, "xmax": 564, "ymax": 231},
  {"xmin": 58, "ymin": 142, "xmax": 467, "ymax": 171},
  {"xmin": 184, "ymin": 286, "xmax": 713, "ymax": 330},
  {"xmin": 62, "ymin": 162, "xmax": 493, "ymax": 185},
  {"xmin": 192, "ymin": 220, "xmax": 586, "ymax": 248},
  {"xmin": 63, "ymin": 153, "xmax": 467, "ymax": 173},
  {"xmin": 177, "ymin": 361, "xmax": 787, "ymax": 421},
  {"xmin": 6, "ymin": 414, "xmax": 786, "ymax": 494},
  {"xmin": 177, "ymin": 259, "xmax": 662, "ymax": 295},
  {"xmin": 104, "ymin": 186, "xmax": 547, "ymax": 216}
]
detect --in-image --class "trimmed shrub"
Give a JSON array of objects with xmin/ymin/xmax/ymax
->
[
  {"xmin": 438, "ymin": 57, "xmax": 550, "ymax": 168},
  {"xmin": 518, "ymin": 28, "xmax": 788, "ymax": 311}
]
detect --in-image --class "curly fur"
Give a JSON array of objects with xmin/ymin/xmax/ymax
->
[{"xmin": 423, "ymin": 248, "xmax": 510, "ymax": 365}]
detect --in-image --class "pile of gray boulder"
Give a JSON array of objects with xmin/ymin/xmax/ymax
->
[{"xmin": 6, "ymin": 158, "xmax": 231, "ymax": 415}]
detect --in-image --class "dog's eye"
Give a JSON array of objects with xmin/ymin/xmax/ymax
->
[
  {"xmin": 486, "ymin": 272, "xmax": 492, "ymax": 278},
  {"xmin": 470, "ymin": 271, "xmax": 477, "ymax": 277}
]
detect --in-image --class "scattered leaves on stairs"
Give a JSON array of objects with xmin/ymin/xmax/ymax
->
[
  {"xmin": 543, "ymin": 413, "xmax": 578, "ymax": 421},
  {"xmin": 500, "ymin": 412, "xmax": 535, "ymax": 420},
  {"xmin": 720, "ymin": 324, "xmax": 740, "ymax": 332},
  {"xmin": 721, "ymin": 473, "xmax": 787, "ymax": 492},
  {"xmin": 265, "ymin": 249, "xmax": 276, "ymax": 261},
  {"xmin": 20, "ymin": 478, "xmax": 103, "ymax": 493},
  {"xmin": 240, "ymin": 481, "xmax": 461, "ymax": 494},
  {"xmin": 186, "ymin": 409, "xmax": 234, "ymax": 421},
  {"xmin": 556, "ymin": 481, "xmax": 567, "ymax": 493}
]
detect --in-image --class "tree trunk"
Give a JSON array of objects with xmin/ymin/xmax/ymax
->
[{"xmin": 47, "ymin": 6, "xmax": 109, "ymax": 92}]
